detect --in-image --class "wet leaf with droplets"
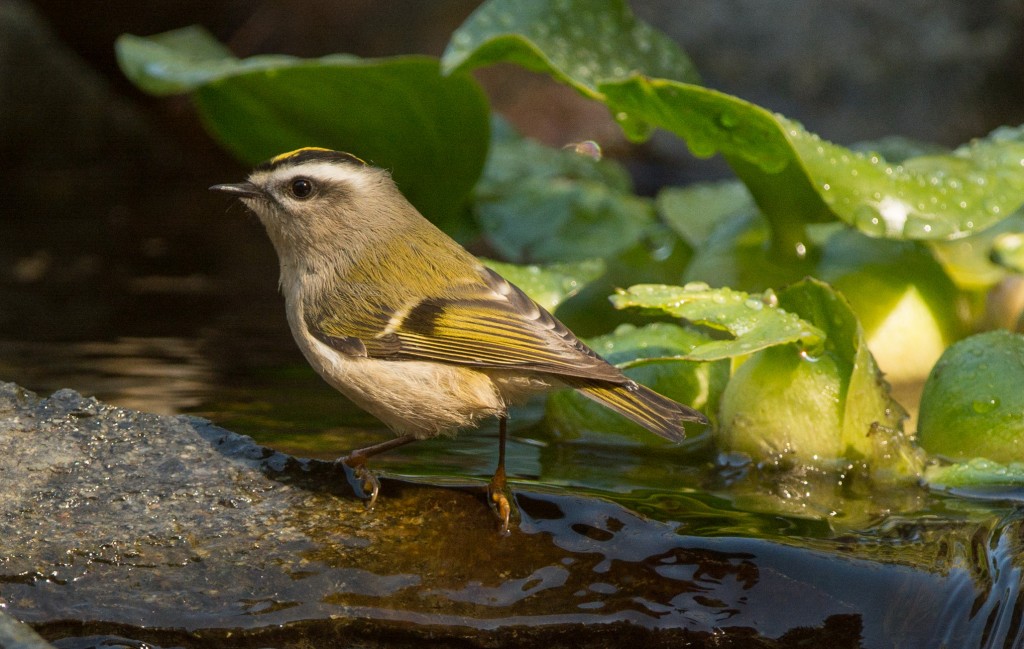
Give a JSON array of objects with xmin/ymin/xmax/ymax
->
[
  {"xmin": 918, "ymin": 330, "xmax": 1024, "ymax": 466},
  {"xmin": 599, "ymin": 77, "xmax": 793, "ymax": 166},
  {"xmin": 441, "ymin": 0, "xmax": 700, "ymax": 99},
  {"xmin": 597, "ymin": 76, "xmax": 1024, "ymax": 242},
  {"xmin": 610, "ymin": 283, "xmax": 825, "ymax": 361},
  {"xmin": 787, "ymin": 122, "xmax": 1024, "ymax": 241},
  {"xmin": 716, "ymin": 278, "xmax": 919, "ymax": 478}
]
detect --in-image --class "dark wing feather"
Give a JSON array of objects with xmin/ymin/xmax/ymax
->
[{"xmin": 311, "ymin": 266, "xmax": 624, "ymax": 383}]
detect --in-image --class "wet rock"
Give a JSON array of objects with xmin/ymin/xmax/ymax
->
[
  {"xmin": 0, "ymin": 609, "xmax": 55, "ymax": 649},
  {"xmin": 0, "ymin": 382, "xmax": 1019, "ymax": 648}
]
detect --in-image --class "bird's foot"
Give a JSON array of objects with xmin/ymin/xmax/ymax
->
[
  {"xmin": 339, "ymin": 454, "xmax": 380, "ymax": 509},
  {"xmin": 487, "ymin": 467, "xmax": 517, "ymax": 535}
]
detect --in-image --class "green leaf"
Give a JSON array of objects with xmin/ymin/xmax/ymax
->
[
  {"xmin": 610, "ymin": 283, "xmax": 825, "ymax": 361},
  {"xmin": 988, "ymin": 216, "xmax": 1024, "ymax": 275},
  {"xmin": 717, "ymin": 278, "xmax": 919, "ymax": 477},
  {"xmin": 918, "ymin": 331, "xmax": 1024, "ymax": 464},
  {"xmin": 476, "ymin": 178, "xmax": 654, "ymax": 262},
  {"xmin": 929, "ymin": 212, "xmax": 1024, "ymax": 290},
  {"xmin": 925, "ymin": 458, "xmax": 1024, "ymax": 489},
  {"xmin": 545, "ymin": 323, "xmax": 727, "ymax": 443},
  {"xmin": 482, "ymin": 259, "xmax": 605, "ymax": 312},
  {"xmin": 116, "ymin": 27, "xmax": 296, "ymax": 95},
  {"xmin": 599, "ymin": 77, "xmax": 1024, "ymax": 243},
  {"xmin": 116, "ymin": 27, "xmax": 491, "ymax": 235},
  {"xmin": 442, "ymin": 0, "xmax": 699, "ymax": 100},
  {"xmin": 554, "ymin": 223, "xmax": 693, "ymax": 338},
  {"xmin": 474, "ymin": 123, "xmax": 654, "ymax": 262},
  {"xmin": 817, "ymin": 229, "xmax": 966, "ymax": 383},
  {"xmin": 657, "ymin": 180, "xmax": 756, "ymax": 249},
  {"xmin": 599, "ymin": 77, "xmax": 795, "ymax": 162},
  {"xmin": 674, "ymin": 197, "xmax": 826, "ymax": 294},
  {"xmin": 683, "ymin": 212, "xmax": 968, "ymax": 383},
  {"xmin": 776, "ymin": 279, "xmax": 911, "ymax": 476},
  {"xmin": 717, "ymin": 345, "xmax": 847, "ymax": 462},
  {"xmin": 478, "ymin": 117, "xmax": 633, "ymax": 196}
]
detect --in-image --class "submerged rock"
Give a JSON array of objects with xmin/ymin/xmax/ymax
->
[{"xmin": 0, "ymin": 382, "xmax": 1020, "ymax": 648}]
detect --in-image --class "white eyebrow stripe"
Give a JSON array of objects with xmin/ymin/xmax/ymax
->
[
  {"xmin": 248, "ymin": 160, "xmax": 376, "ymax": 193},
  {"xmin": 281, "ymin": 161, "xmax": 374, "ymax": 191}
]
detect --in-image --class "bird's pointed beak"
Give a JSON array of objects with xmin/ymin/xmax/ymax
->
[{"xmin": 209, "ymin": 181, "xmax": 262, "ymax": 198}]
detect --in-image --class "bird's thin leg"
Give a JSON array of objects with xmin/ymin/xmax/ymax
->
[
  {"xmin": 340, "ymin": 433, "xmax": 418, "ymax": 509},
  {"xmin": 487, "ymin": 417, "xmax": 516, "ymax": 534}
]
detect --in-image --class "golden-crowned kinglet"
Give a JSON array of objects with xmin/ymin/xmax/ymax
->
[{"xmin": 211, "ymin": 147, "xmax": 707, "ymax": 532}]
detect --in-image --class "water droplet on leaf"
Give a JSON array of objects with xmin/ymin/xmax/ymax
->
[{"xmin": 972, "ymin": 397, "xmax": 1000, "ymax": 414}]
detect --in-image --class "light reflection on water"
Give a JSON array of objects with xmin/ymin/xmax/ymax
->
[{"xmin": 0, "ymin": 337, "xmax": 214, "ymax": 414}]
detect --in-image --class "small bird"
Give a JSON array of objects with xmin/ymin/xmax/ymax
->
[{"xmin": 211, "ymin": 147, "xmax": 708, "ymax": 532}]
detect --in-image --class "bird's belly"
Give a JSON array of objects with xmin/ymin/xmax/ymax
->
[{"xmin": 298, "ymin": 331, "xmax": 514, "ymax": 438}]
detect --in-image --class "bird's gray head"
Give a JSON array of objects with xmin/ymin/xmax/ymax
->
[{"xmin": 210, "ymin": 147, "xmax": 403, "ymax": 266}]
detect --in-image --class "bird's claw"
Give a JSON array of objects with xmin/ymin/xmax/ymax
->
[
  {"xmin": 487, "ymin": 468, "xmax": 516, "ymax": 535},
  {"xmin": 340, "ymin": 454, "xmax": 380, "ymax": 509}
]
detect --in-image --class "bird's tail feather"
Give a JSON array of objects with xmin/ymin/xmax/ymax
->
[{"xmin": 573, "ymin": 381, "xmax": 708, "ymax": 442}]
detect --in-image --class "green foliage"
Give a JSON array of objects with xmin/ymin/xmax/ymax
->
[
  {"xmin": 610, "ymin": 283, "xmax": 825, "ymax": 361},
  {"xmin": 445, "ymin": 0, "xmax": 1024, "ymax": 269},
  {"xmin": 475, "ymin": 119, "xmax": 655, "ymax": 262},
  {"xmin": 603, "ymin": 78, "xmax": 1024, "ymax": 244},
  {"xmin": 442, "ymin": 0, "xmax": 700, "ymax": 99},
  {"xmin": 918, "ymin": 331, "xmax": 1024, "ymax": 466},
  {"xmin": 716, "ymin": 279, "xmax": 920, "ymax": 477},
  {"xmin": 116, "ymin": 27, "xmax": 490, "ymax": 235}
]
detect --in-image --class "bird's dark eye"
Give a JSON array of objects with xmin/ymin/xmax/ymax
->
[{"xmin": 289, "ymin": 178, "xmax": 314, "ymax": 199}]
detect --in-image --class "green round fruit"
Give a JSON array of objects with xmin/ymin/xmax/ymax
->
[
  {"xmin": 818, "ymin": 230, "xmax": 964, "ymax": 384},
  {"xmin": 917, "ymin": 330, "xmax": 1024, "ymax": 463},
  {"xmin": 717, "ymin": 345, "xmax": 844, "ymax": 463}
]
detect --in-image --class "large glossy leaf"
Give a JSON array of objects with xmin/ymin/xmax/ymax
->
[
  {"xmin": 610, "ymin": 283, "xmax": 825, "ymax": 361},
  {"xmin": 441, "ymin": 0, "xmax": 699, "ymax": 99},
  {"xmin": 116, "ymin": 27, "xmax": 491, "ymax": 234},
  {"xmin": 442, "ymin": 4, "xmax": 1024, "ymax": 244},
  {"xmin": 599, "ymin": 77, "xmax": 1024, "ymax": 242}
]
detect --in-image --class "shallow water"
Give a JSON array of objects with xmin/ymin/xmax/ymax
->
[
  {"xmin": 4, "ymin": 382, "xmax": 1024, "ymax": 649},
  {"xmin": 5, "ymin": 327, "xmax": 1024, "ymax": 646}
]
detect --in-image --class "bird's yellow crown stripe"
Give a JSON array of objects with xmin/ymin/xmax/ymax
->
[
  {"xmin": 258, "ymin": 147, "xmax": 369, "ymax": 172},
  {"xmin": 270, "ymin": 147, "xmax": 334, "ymax": 165}
]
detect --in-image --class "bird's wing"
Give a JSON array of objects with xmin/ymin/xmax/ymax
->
[{"xmin": 309, "ymin": 267, "xmax": 624, "ymax": 382}]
